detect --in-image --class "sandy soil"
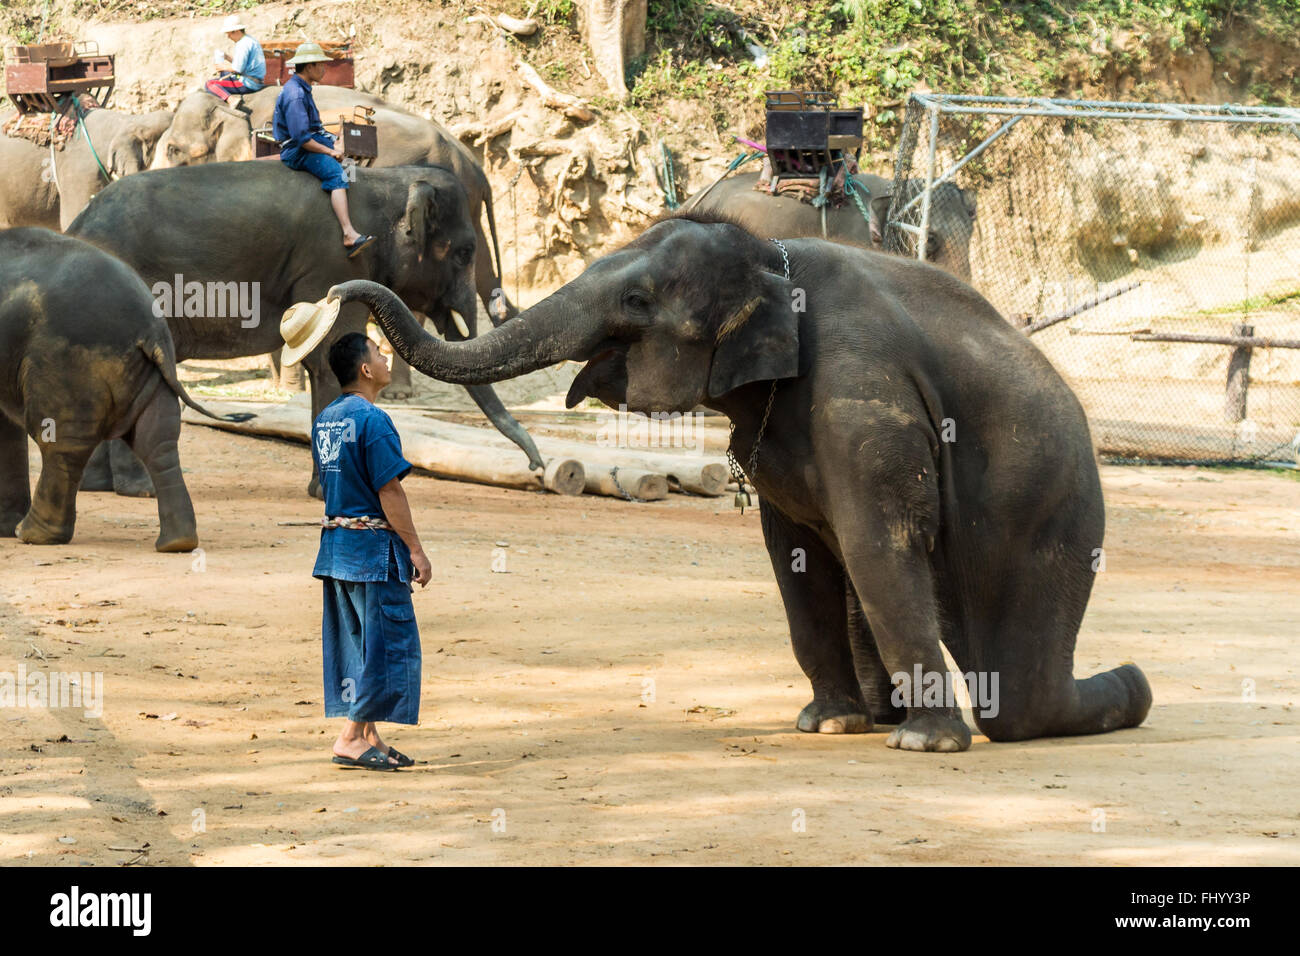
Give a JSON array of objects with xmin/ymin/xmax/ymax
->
[{"xmin": 1, "ymin": 423, "xmax": 1298, "ymax": 867}]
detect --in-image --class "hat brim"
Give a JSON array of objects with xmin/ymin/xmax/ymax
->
[
  {"xmin": 281, "ymin": 298, "xmax": 341, "ymax": 367},
  {"xmin": 287, "ymin": 54, "xmax": 331, "ymax": 66}
]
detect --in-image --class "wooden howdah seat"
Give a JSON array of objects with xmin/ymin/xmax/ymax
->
[
  {"xmin": 4, "ymin": 40, "xmax": 115, "ymax": 116},
  {"xmin": 251, "ymin": 105, "xmax": 378, "ymax": 165}
]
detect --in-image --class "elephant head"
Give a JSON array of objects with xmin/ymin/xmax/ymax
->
[
  {"xmin": 328, "ymin": 216, "xmax": 801, "ymax": 415},
  {"xmin": 387, "ymin": 177, "xmax": 480, "ymax": 342},
  {"xmin": 880, "ymin": 179, "xmax": 978, "ymax": 280},
  {"xmin": 151, "ymin": 92, "xmax": 251, "ymax": 169},
  {"xmin": 108, "ymin": 110, "xmax": 174, "ymax": 177}
]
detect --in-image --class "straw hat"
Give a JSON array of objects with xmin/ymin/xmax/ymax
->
[
  {"xmin": 280, "ymin": 297, "xmax": 341, "ymax": 366},
  {"xmin": 287, "ymin": 42, "xmax": 331, "ymax": 67},
  {"xmin": 220, "ymin": 15, "xmax": 247, "ymax": 33}
]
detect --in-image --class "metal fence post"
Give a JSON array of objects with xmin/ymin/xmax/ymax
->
[{"xmin": 917, "ymin": 103, "xmax": 940, "ymax": 263}]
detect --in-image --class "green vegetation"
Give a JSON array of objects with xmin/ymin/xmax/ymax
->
[{"xmin": 629, "ymin": 1, "xmax": 1300, "ymax": 145}]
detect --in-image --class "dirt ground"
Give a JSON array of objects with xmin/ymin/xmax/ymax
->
[{"xmin": 2, "ymin": 422, "xmax": 1298, "ymax": 867}]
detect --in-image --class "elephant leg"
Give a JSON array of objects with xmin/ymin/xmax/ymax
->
[
  {"xmin": 759, "ymin": 500, "xmax": 871, "ymax": 734},
  {"xmin": 18, "ymin": 434, "xmax": 95, "ymax": 546},
  {"xmin": 108, "ymin": 438, "xmax": 155, "ymax": 497},
  {"xmin": 279, "ymin": 350, "xmax": 306, "ymax": 392},
  {"xmin": 0, "ymin": 416, "xmax": 32, "ymax": 536},
  {"xmin": 126, "ymin": 387, "xmax": 198, "ymax": 553},
  {"xmin": 380, "ymin": 317, "xmax": 417, "ymax": 400},
  {"xmin": 969, "ymin": 552, "xmax": 1152, "ymax": 743},
  {"xmin": 846, "ymin": 581, "xmax": 907, "ymax": 726},
  {"xmin": 465, "ymin": 384, "xmax": 544, "ymax": 471},
  {"xmin": 79, "ymin": 441, "xmax": 115, "ymax": 491}
]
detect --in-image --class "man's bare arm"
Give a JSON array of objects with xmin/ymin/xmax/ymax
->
[{"xmin": 378, "ymin": 476, "xmax": 431, "ymax": 586}]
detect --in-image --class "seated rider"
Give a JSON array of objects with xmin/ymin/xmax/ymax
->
[
  {"xmin": 272, "ymin": 42, "xmax": 375, "ymax": 258},
  {"xmin": 206, "ymin": 15, "xmax": 265, "ymax": 105}
]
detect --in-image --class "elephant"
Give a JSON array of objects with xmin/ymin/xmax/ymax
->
[
  {"xmin": 325, "ymin": 211, "xmax": 1154, "ymax": 752},
  {"xmin": 580, "ymin": 0, "xmax": 647, "ymax": 98},
  {"xmin": 0, "ymin": 107, "xmax": 173, "ymax": 230},
  {"xmin": 0, "ymin": 228, "xmax": 249, "ymax": 551},
  {"xmin": 682, "ymin": 170, "xmax": 978, "ymax": 280},
  {"xmin": 67, "ymin": 161, "xmax": 544, "ymax": 499},
  {"xmin": 151, "ymin": 87, "xmax": 512, "ymax": 327}
]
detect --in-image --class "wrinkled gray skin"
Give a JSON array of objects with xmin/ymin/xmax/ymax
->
[
  {"xmin": 329, "ymin": 213, "xmax": 1154, "ymax": 752},
  {"xmin": 683, "ymin": 170, "xmax": 977, "ymax": 280},
  {"xmin": 0, "ymin": 108, "xmax": 173, "ymax": 229},
  {"xmin": 0, "ymin": 229, "xmax": 247, "ymax": 551},
  {"xmin": 68, "ymin": 162, "xmax": 543, "ymax": 499},
  {"xmin": 152, "ymin": 87, "xmax": 511, "ymax": 333}
]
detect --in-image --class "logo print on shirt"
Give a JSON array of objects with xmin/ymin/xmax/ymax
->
[{"xmin": 315, "ymin": 418, "xmax": 356, "ymax": 471}]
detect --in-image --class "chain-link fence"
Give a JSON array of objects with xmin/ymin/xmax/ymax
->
[{"xmin": 888, "ymin": 94, "xmax": 1300, "ymax": 464}]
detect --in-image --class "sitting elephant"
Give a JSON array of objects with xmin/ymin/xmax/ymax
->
[
  {"xmin": 0, "ymin": 229, "xmax": 248, "ymax": 551},
  {"xmin": 67, "ymin": 161, "xmax": 543, "ymax": 499},
  {"xmin": 151, "ymin": 87, "xmax": 511, "ymax": 325},
  {"xmin": 326, "ymin": 212, "xmax": 1153, "ymax": 751},
  {"xmin": 0, "ymin": 107, "xmax": 174, "ymax": 230},
  {"xmin": 682, "ymin": 170, "xmax": 977, "ymax": 281}
]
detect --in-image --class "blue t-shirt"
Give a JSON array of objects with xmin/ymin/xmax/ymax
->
[
  {"xmin": 272, "ymin": 73, "xmax": 331, "ymax": 163},
  {"xmin": 231, "ymin": 35, "xmax": 266, "ymax": 89},
  {"xmin": 311, "ymin": 394, "xmax": 414, "ymax": 583}
]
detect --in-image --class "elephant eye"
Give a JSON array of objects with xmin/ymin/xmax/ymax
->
[
  {"xmin": 456, "ymin": 246, "xmax": 474, "ymax": 267},
  {"xmin": 622, "ymin": 289, "xmax": 652, "ymax": 313}
]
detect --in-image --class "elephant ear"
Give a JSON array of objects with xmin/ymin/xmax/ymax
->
[
  {"xmin": 108, "ymin": 130, "xmax": 146, "ymax": 179},
  {"xmin": 404, "ymin": 180, "xmax": 446, "ymax": 264},
  {"xmin": 707, "ymin": 269, "xmax": 801, "ymax": 400}
]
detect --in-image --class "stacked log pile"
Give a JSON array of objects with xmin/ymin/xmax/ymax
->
[{"xmin": 182, "ymin": 400, "xmax": 730, "ymax": 502}]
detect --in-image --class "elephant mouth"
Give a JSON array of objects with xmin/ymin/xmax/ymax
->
[{"xmin": 565, "ymin": 347, "xmax": 628, "ymax": 409}]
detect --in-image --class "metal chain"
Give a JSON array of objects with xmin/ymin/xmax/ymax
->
[
  {"xmin": 609, "ymin": 465, "xmax": 644, "ymax": 503},
  {"xmin": 727, "ymin": 238, "xmax": 791, "ymax": 511}
]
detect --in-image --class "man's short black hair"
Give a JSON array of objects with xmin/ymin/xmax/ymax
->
[
  {"xmin": 328, "ymin": 332, "xmax": 372, "ymax": 387},
  {"xmin": 294, "ymin": 63, "xmax": 310, "ymax": 73}
]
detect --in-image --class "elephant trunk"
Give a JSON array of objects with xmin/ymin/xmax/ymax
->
[{"xmin": 328, "ymin": 279, "xmax": 606, "ymax": 385}]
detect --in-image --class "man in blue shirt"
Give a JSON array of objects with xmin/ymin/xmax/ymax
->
[
  {"xmin": 312, "ymin": 332, "xmax": 432, "ymax": 770},
  {"xmin": 272, "ymin": 42, "xmax": 374, "ymax": 258},
  {"xmin": 205, "ymin": 15, "xmax": 265, "ymax": 104}
]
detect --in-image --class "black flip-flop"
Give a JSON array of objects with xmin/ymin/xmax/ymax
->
[
  {"xmin": 346, "ymin": 234, "xmax": 376, "ymax": 259},
  {"xmin": 388, "ymin": 747, "xmax": 415, "ymax": 767},
  {"xmin": 332, "ymin": 745, "xmax": 400, "ymax": 771}
]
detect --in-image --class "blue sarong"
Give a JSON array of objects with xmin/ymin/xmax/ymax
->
[{"xmin": 321, "ymin": 555, "xmax": 421, "ymax": 724}]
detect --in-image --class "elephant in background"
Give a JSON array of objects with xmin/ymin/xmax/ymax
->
[
  {"xmin": 0, "ymin": 228, "xmax": 248, "ymax": 551},
  {"xmin": 683, "ymin": 170, "xmax": 978, "ymax": 280},
  {"xmin": 151, "ymin": 87, "xmax": 511, "ymax": 327},
  {"xmin": 0, "ymin": 107, "xmax": 173, "ymax": 229},
  {"xmin": 328, "ymin": 212, "xmax": 1153, "ymax": 752},
  {"xmin": 68, "ymin": 162, "xmax": 543, "ymax": 498}
]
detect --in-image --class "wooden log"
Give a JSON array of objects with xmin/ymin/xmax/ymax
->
[
  {"xmin": 1023, "ymin": 281, "xmax": 1141, "ymax": 335},
  {"xmin": 585, "ymin": 466, "xmax": 669, "ymax": 501},
  {"xmin": 1129, "ymin": 332, "xmax": 1300, "ymax": 348},
  {"xmin": 1224, "ymin": 322, "xmax": 1253, "ymax": 423},
  {"xmin": 180, "ymin": 402, "xmax": 583, "ymax": 495}
]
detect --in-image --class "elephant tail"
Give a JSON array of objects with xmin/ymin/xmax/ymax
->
[
  {"xmin": 483, "ymin": 188, "xmax": 512, "ymax": 315},
  {"xmin": 139, "ymin": 339, "xmax": 256, "ymax": 423}
]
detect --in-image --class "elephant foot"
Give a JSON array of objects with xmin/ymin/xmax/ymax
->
[
  {"xmin": 796, "ymin": 699, "xmax": 872, "ymax": 734},
  {"xmin": 17, "ymin": 513, "xmax": 72, "ymax": 546},
  {"xmin": 379, "ymin": 384, "xmax": 414, "ymax": 401},
  {"xmin": 113, "ymin": 476, "xmax": 156, "ymax": 498},
  {"xmin": 0, "ymin": 512, "xmax": 23, "ymax": 537},
  {"xmin": 307, "ymin": 477, "xmax": 325, "ymax": 501},
  {"xmin": 155, "ymin": 531, "xmax": 199, "ymax": 553},
  {"xmin": 885, "ymin": 710, "xmax": 972, "ymax": 753},
  {"xmin": 79, "ymin": 471, "xmax": 114, "ymax": 492}
]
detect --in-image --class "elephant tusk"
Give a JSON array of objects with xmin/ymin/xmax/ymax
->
[{"xmin": 449, "ymin": 309, "xmax": 470, "ymax": 338}]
